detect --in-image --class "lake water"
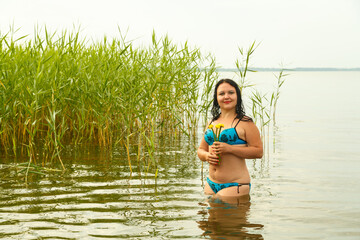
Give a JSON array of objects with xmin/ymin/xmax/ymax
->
[{"xmin": 1, "ymin": 71, "xmax": 360, "ymax": 239}]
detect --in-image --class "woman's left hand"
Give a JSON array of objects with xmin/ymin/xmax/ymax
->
[{"xmin": 212, "ymin": 141, "xmax": 229, "ymax": 155}]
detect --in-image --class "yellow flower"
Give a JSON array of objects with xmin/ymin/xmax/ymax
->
[
  {"xmin": 219, "ymin": 123, "xmax": 224, "ymax": 128},
  {"xmin": 208, "ymin": 124, "xmax": 213, "ymax": 129},
  {"xmin": 215, "ymin": 124, "xmax": 221, "ymax": 129}
]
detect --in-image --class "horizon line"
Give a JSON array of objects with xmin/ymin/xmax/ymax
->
[{"xmin": 216, "ymin": 67, "xmax": 360, "ymax": 72}]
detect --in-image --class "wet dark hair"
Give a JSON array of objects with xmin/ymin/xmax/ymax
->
[{"xmin": 211, "ymin": 78, "xmax": 252, "ymax": 122}]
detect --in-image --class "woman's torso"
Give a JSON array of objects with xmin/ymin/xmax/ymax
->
[
  {"xmin": 209, "ymin": 147, "xmax": 250, "ymax": 183},
  {"xmin": 207, "ymin": 118, "xmax": 251, "ymax": 183}
]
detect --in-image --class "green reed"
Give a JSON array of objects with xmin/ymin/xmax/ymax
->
[
  {"xmin": 234, "ymin": 41, "xmax": 288, "ymax": 154},
  {"xmin": 0, "ymin": 27, "xmax": 218, "ymax": 172}
]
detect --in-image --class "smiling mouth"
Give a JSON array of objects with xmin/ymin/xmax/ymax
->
[{"xmin": 224, "ymin": 101, "xmax": 231, "ymax": 104}]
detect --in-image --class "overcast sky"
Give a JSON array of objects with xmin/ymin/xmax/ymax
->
[{"xmin": 1, "ymin": 0, "xmax": 359, "ymax": 68}]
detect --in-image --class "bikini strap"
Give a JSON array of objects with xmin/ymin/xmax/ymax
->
[
  {"xmin": 234, "ymin": 117, "xmax": 242, "ymax": 127},
  {"xmin": 237, "ymin": 183, "xmax": 251, "ymax": 193}
]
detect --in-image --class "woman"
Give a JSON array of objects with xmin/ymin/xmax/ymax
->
[{"xmin": 197, "ymin": 79, "xmax": 263, "ymax": 198}]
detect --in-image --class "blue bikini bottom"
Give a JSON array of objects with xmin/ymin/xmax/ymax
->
[{"xmin": 207, "ymin": 177, "xmax": 251, "ymax": 194}]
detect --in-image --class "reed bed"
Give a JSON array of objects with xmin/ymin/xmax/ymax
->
[
  {"xmin": 0, "ymin": 27, "xmax": 286, "ymax": 177},
  {"xmin": 0, "ymin": 27, "xmax": 217, "ymax": 171}
]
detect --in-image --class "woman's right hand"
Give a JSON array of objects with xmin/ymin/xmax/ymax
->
[{"xmin": 206, "ymin": 152, "xmax": 219, "ymax": 165}]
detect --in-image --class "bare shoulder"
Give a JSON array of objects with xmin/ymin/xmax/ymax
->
[
  {"xmin": 236, "ymin": 116, "xmax": 256, "ymax": 129},
  {"xmin": 242, "ymin": 118, "xmax": 260, "ymax": 133},
  {"xmin": 237, "ymin": 116, "xmax": 261, "ymax": 141}
]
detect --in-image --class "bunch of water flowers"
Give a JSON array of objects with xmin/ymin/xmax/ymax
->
[
  {"xmin": 208, "ymin": 123, "xmax": 224, "ymax": 163},
  {"xmin": 208, "ymin": 123, "xmax": 224, "ymax": 141}
]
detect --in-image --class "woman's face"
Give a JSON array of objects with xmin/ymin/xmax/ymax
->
[{"xmin": 216, "ymin": 82, "xmax": 237, "ymax": 111}]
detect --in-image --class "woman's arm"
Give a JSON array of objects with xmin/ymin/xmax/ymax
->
[
  {"xmin": 197, "ymin": 134, "xmax": 220, "ymax": 165},
  {"xmin": 213, "ymin": 121, "xmax": 263, "ymax": 159}
]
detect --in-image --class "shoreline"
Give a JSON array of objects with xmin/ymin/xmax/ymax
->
[{"xmin": 217, "ymin": 67, "xmax": 360, "ymax": 72}]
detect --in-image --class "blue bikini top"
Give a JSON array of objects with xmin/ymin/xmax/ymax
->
[{"xmin": 204, "ymin": 118, "xmax": 247, "ymax": 146}]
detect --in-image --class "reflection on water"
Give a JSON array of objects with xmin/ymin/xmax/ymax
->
[
  {"xmin": 198, "ymin": 196, "xmax": 263, "ymax": 240},
  {"xmin": 0, "ymin": 143, "xmax": 265, "ymax": 239}
]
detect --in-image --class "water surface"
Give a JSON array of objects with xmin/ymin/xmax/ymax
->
[{"xmin": 1, "ymin": 71, "xmax": 360, "ymax": 239}]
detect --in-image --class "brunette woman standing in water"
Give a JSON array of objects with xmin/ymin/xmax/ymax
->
[{"xmin": 197, "ymin": 79, "xmax": 263, "ymax": 199}]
